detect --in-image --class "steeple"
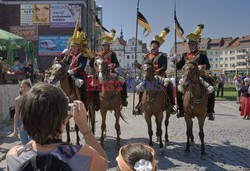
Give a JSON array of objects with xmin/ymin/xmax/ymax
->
[{"xmin": 120, "ymin": 24, "xmax": 124, "ymax": 40}]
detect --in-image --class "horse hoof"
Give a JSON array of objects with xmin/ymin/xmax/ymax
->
[
  {"xmin": 165, "ymin": 141, "xmax": 170, "ymax": 146},
  {"xmin": 158, "ymin": 149, "xmax": 164, "ymax": 156},
  {"xmin": 155, "ymin": 137, "xmax": 160, "ymax": 142},
  {"xmin": 200, "ymin": 153, "xmax": 206, "ymax": 160},
  {"xmin": 190, "ymin": 141, "xmax": 195, "ymax": 146},
  {"xmin": 184, "ymin": 150, "xmax": 190, "ymax": 157}
]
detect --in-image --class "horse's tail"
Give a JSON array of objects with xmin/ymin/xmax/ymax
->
[{"xmin": 120, "ymin": 111, "xmax": 127, "ymax": 124}]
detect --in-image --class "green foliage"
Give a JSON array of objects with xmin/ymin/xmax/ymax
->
[{"xmin": 216, "ymin": 84, "xmax": 237, "ymax": 101}]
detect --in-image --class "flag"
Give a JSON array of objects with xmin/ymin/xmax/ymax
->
[
  {"xmin": 174, "ymin": 14, "xmax": 186, "ymax": 41},
  {"xmin": 95, "ymin": 15, "xmax": 109, "ymax": 37},
  {"xmin": 137, "ymin": 11, "xmax": 151, "ymax": 37}
]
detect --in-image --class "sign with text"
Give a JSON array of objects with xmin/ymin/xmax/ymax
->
[
  {"xmin": 50, "ymin": 4, "xmax": 81, "ymax": 27},
  {"xmin": 9, "ymin": 26, "xmax": 38, "ymax": 41},
  {"xmin": 38, "ymin": 35, "xmax": 71, "ymax": 56},
  {"xmin": 20, "ymin": 4, "xmax": 50, "ymax": 25}
]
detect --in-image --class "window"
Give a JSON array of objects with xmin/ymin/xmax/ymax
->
[
  {"xmin": 220, "ymin": 51, "xmax": 223, "ymax": 55},
  {"xmin": 211, "ymin": 64, "xmax": 213, "ymax": 68},
  {"xmin": 119, "ymin": 53, "xmax": 121, "ymax": 56},
  {"xmin": 225, "ymin": 57, "xmax": 228, "ymax": 61},
  {"xmin": 220, "ymin": 58, "xmax": 223, "ymax": 61},
  {"xmin": 215, "ymin": 64, "xmax": 218, "ymax": 67},
  {"xmin": 224, "ymin": 51, "xmax": 228, "ymax": 54},
  {"xmin": 131, "ymin": 55, "xmax": 134, "ymax": 59},
  {"xmin": 225, "ymin": 64, "xmax": 228, "ymax": 67},
  {"xmin": 132, "ymin": 42, "xmax": 134, "ymax": 45},
  {"xmin": 127, "ymin": 55, "xmax": 129, "ymax": 59},
  {"xmin": 230, "ymin": 57, "xmax": 235, "ymax": 60},
  {"xmin": 220, "ymin": 64, "xmax": 223, "ymax": 67},
  {"xmin": 215, "ymin": 58, "xmax": 218, "ymax": 61},
  {"xmin": 230, "ymin": 50, "xmax": 235, "ymax": 54},
  {"xmin": 211, "ymin": 52, "xmax": 213, "ymax": 55}
]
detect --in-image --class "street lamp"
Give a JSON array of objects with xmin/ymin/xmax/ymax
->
[{"xmin": 245, "ymin": 51, "xmax": 250, "ymax": 75}]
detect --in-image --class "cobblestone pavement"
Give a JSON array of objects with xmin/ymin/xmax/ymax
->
[{"xmin": 1, "ymin": 94, "xmax": 250, "ymax": 171}]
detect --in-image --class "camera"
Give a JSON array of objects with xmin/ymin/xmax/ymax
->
[{"xmin": 68, "ymin": 103, "xmax": 74, "ymax": 115}]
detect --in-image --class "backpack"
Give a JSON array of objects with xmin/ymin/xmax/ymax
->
[{"xmin": 17, "ymin": 144, "xmax": 81, "ymax": 171}]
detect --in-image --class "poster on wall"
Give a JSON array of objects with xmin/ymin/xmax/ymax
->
[
  {"xmin": 38, "ymin": 35, "xmax": 71, "ymax": 56},
  {"xmin": 20, "ymin": 4, "xmax": 50, "ymax": 25},
  {"xmin": 50, "ymin": 4, "xmax": 81, "ymax": 27},
  {"xmin": 10, "ymin": 26, "xmax": 38, "ymax": 41}
]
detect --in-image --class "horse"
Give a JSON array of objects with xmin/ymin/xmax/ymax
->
[
  {"xmin": 45, "ymin": 56, "xmax": 96, "ymax": 145},
  {"xmin": 181, "ymin": 61, "xmax": 208, "ymax": 159},
  {"xmin": 140, "ymin": 60, "xmax": 171, "ymax": 155},
  {"xmin": 93, "ymin": 56, "xmax": 125, "ymax": 149}
]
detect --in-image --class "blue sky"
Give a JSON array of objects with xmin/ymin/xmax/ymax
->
[{"xmin": 95, "ymin": 0, "xmax": 250, "ymax": 52}]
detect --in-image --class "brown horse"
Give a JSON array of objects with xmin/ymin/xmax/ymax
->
[
  {"xmin": 140, "ymin": 60, "xmax": 171, "ymax": 155},
  {"xmin": 93, "ymin": 56, "xmax": 125, "ymax": 149},
  {"xmin": 46, "ymin": 57, "xmax": 96, "ymax": 145},
  {"xmin": 181, "ymin": 61, "xmax": 207, "ymax": 159}
]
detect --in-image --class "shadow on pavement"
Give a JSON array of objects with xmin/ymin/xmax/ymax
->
[{"xmin": 102, "ymin": 136, "xmax": 250, "ymax": 170}]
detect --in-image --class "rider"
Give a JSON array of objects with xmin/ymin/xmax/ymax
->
[
  {"xmin": 134, "ymin": 28, "xmax": 176, "ymax": 115},
  {"xmin": 89, "ymin": 29, "xmax": 128, "ymax": 109},
  {"xmin": 172, "ymin": 24, "xmax": 215, "ymax": 120},
  {"xmin": 67, "ymin": 20, "xmax": 90, "ymax": 106}
]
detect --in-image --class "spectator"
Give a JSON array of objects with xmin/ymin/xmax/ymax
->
[
  {"xmin": 7, "ymin": 83, "xmax": 108, "ymax": 171},
  {"xmin": 241, "ymin": 73, "xmax": 246, "ymax": 83},
  {"xmin": 216, "ymin": 74, "xmax": 227, "ymax": 97},
  {"xmin": 213, "ymin": 73, "xmax": 218, "ymax": 90},
  {"xmin": 11, "ymin": 57, "xmax": 23, "ymax": 74},
  {"xmin": 240, "ymin": 78, "xmax": 250, "ymax": 120},
  {"xmin": 234, "ymin": 75, "xmax": 242, "ymax": 103},
  {"xmin": 13, "ymin": 80, "xmax": 32, "ymax": 144},
  {"xmin": 116, "ymin": 142, "xmax": 157, "ymax": 171}
]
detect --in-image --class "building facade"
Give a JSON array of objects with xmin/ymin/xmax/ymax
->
[
  {"xmin": 169, "ymin": 35, "xmax": 250, "ymax": 75},
  {"xmin": 0, "ymin": 0, "xmax": 100, "ymax": 71}
]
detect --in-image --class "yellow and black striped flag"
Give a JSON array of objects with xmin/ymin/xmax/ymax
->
[
  {"xmin": 174, "ymin": 14, "xmax": 186, "ymax": 41},
  {"xmin": 96, "ymin": 15, "xmax": 109, "ymax": 37},
  {"xmin": 138, "ymin": 11, "xmax": 151, "ymax": 37}
]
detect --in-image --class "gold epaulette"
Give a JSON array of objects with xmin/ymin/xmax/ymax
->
[{"xmin": 200, "ymin": 50, "xmax": 207, "ymax": 55}]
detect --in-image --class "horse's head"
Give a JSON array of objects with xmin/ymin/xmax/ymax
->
[
  {"xmin": 141, "ymin": 59, "xmax": 155, "ymax": 81},
  {"xmin": 182, "ymin": 61, "xmax": 199, "ymax": 91},
  {"xmin": 94, "ymin": 56, "xmax": 109, "ymax": 82},
  {"xmin": 47, "ymin": 57, "xmax": 68, "ymax": 84}
]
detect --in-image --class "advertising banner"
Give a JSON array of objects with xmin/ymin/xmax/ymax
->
[
  {"xmin": 38, "ymin": 35, "xmax": 71, "ymax": 56},
  {"xmin": 50, "ymin": 4, "xmax": 81, "ymax": 27},
  {"xmin": 9, "ymin": 26, "xmax": 38, "ymax": 41},
  {"xmin": 20, "ymin": 4, "xmax": 50, "ymax": 25}
]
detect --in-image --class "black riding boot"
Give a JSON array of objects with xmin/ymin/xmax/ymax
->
[
  {"xmin": 121, "ymin": 82, "xmax": 128, "ymax": 106},
  {"xmin": 207, "ymin": 91, "xmax": 215, "ymax": 121},
  {"xmin": 167, "ymin": 83, "xmax": 176, "ymax": 114},
  {"xmin": 94, "ymin": 90, "xmax": 100, "ymax": 111},
  {"xmin": 177, "ymin": 91, "xmax": 184, "ymax": 118}
]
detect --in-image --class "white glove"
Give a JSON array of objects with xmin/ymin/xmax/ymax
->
[
  {"xmin": 67, "ymin": 70, "xmax": 74, "ymax": 75},
  {"xmin": 108, "ymin": 64, "xmax": 113, "ymax": 69},
  {"xmin": 170, "ymin": 54, "xmax": 181, "ymax": 62},
  {"xmin": 198, "ymin": 65, "xmax": 202, "ymax": 71}
]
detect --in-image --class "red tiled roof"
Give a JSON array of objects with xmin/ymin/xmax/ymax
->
[{"xmin": 113, "ymin": 37, "xmax": 126, "ymax": 46}]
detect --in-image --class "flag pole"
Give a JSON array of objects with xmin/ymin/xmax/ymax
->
[
  {"xmin": 132, "ymin": 0, "xmax": 140, "ymax": 115},
  {"xmin": 174, "ymin": 0, "xmax": 179, "ymax": 115}
]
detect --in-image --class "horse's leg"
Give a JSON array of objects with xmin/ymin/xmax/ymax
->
[
  {"xmin": 100, "ymin": 108, "xmax": 107, "ymax": 147},
  {"xmin": 155, "ymin": 118, "xmax": 160, "ymax": 142},
  {"xmin": 75, "ymin": 124, "xmax": 80, "ymax": 145},
  {"xmin": 145, "ymin": 112, "xmax": 153, "ymax": 146},
  {"xmin": 156, "ymin": 112, "xmax": 164, "ymax": 156},
  {"xmin": 89, "ymin": 105, "xmax": 96, "ymax": 134},
  {"xmin": 114, "ymin": 109, "xmax": 121, "ymax": 150},
  {"xmin": 66, "ymin": 122, "xmax": 70, "ymax": 144},
  {"xmin": 184, "ymin": 114, "xmax": 192, "ymax": 155},
  {"xmin": 165, "ymin": 110, "xmax": 171, "ymax": 146},
  {"xmin": 190, "ymin": 119, "xmax": 195, "ymax": 144},
  {"xmin": 198, "ymin": 115, "xmax": 206, "ymax": 159}
]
